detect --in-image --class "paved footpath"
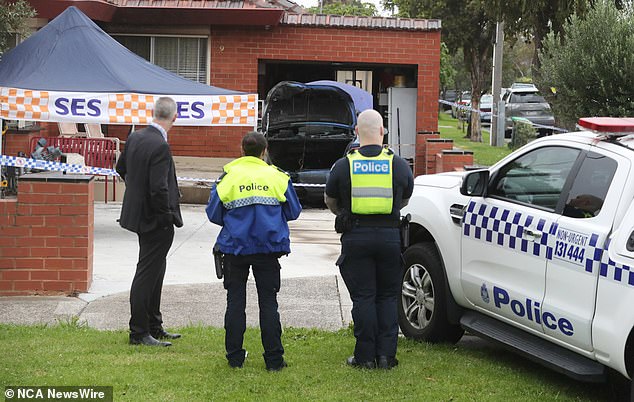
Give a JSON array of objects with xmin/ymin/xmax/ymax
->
[{"xmin": 0, "ymin": 204, "xmax": 353, "ymax": 331}]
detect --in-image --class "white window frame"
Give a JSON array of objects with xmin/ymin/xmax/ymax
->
[{"xmin": 112, "ymin": 33, "xmax": 210, "ymax": 85}]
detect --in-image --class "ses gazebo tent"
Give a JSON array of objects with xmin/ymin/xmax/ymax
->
[{"xmin": 0, "ymin": 6, "xmax": 257, "ymax": 155}]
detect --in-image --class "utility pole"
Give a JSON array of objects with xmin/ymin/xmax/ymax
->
[{"xmin": 490, "ymin": 21, "xmax": 504, "ymax": 147}]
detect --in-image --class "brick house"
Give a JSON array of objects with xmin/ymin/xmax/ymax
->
[{"xmin": 14, "ymin": 0, "xmax": 442, "ymax": 159}]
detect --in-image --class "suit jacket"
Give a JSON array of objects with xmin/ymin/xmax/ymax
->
[{"xmin": 116, "ymin": 126, "xmax": 183, "ymax": 234}]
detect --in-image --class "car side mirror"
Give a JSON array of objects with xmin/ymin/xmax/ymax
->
[{"xmin": 460, "ymin": 170, "xmax": 489, "ymax": 197}]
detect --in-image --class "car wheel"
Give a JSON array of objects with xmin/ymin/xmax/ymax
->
[{"xmin": 398, "ymin": 243, "xmax": 464, "ymax": 343}]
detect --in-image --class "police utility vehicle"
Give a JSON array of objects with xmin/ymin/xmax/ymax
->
[{"xmin": 399, "ymin": 117, "xmax": 634, "ymax": 390}]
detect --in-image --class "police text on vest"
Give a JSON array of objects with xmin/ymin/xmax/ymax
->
[
  {"xmin": 239, "ymin": 183, "xmax": 269, "ymax": 192},
  {"xmin": 352, "ymin": 160, "xmax": 390, "ymax": 174}
]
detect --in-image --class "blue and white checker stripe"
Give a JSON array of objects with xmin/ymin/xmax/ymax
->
[
  {"xmin": 1, "ymin": 154, "xmax": 326, "ymax": 187},
  {"xmin": 462, "ymin": 200, "xmax": 557, "ymax": 260},
  {"xmin": 591, "ymin": 238, "xmax": 634, "ymax": 287},
  {"xmin": 462, "ymin": 200, "xmax": 634, "ymax": 288}
]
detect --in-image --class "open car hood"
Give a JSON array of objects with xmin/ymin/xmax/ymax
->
[{"xmin": 263, "ymin": 81, "xmax": 357, "ymax": 131}]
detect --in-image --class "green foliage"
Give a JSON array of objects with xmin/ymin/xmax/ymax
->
[
  {"xmin": 0, "ymin": 0, "xmax": 35, "ymax": 53},
  {"xmin": 0, "ymin": 323, "xmax": 615, "ymax": 400},
  {"xmin": 438, "ymin": 112, "xmax": 512, "ymax": 166},
  {"xmin": 439, "ymin": 42, "xmax": 456, "ymax": 91},
  {"xmin": 444, "ymin": 48, "xmax": 471, "ymax": 91},
  {"xmin": 389, "ymin": 0, "xmax": 494, "ymax": 142},
  {"xmin": 308, "ymin": 0, "xmax": 377, "ymax": 16},
  {"xmin": 56, "ymin": 315, "xmax": 88, "ymax": 330},
  {"xmin": 502, "ymin": 39, "xmax": 535, "ymax": 85},
  {"xmin": 508, "ymin": 119, "xmax": 537, "ymax": 150},
  {"xmin": 538, "ymin": 1, "xmax": 634, "ymax": 128},
  {"xmin": 494, "ymin": 0, "xmax": 595, "ymax": 75}
]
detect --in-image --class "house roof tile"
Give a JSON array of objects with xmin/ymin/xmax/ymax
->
[{"xmin": 281, "ymin": 14, "xmax": 441, "ymax": 30}]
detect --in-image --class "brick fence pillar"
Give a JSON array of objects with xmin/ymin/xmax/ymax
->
[
  {"xmin": 0, "ymin": 172, "xmax": 94, "ymax": 296},
  {"xmin": 437, "ymin": 149, "xmax": 475, "ymax": 173},
  {"xmin": 414, "ymin": 131, "xmax": 440, "ymax": 177},
  {"xmin": 425, "ymin": 138, "xmax": 453, "ymax": 175}
]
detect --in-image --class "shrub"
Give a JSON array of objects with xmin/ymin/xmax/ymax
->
[{"xmin": 509, "ymin": 119, "xmax": 537, "ymax": 150}]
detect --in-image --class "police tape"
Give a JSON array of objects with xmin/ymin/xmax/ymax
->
[
  {"xmin": 0, "ymin": 155, "xmax": 327, "ymax": 188},
  {"xmin": 0, "ymin": 154, "xmax": 118, "ymax": 176},
  {"xmin": 439, "ymin": 99, "xmax": 478, "ymax": 112}
]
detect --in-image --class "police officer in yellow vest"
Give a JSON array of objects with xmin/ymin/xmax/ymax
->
[
  {"xmin": 325, "ymin": 109, "xmax": 413, "ymax": 369},
  {"xmin": 206, "ymin": 132, "xmax": 302, "ymax": 371}
]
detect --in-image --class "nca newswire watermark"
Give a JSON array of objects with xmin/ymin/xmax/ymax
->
[{"xmin": 4, "ymin": 386, "xmax": 112, "ymax": 401}]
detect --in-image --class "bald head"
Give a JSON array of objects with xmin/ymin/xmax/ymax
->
[{"xmin": 356, "ymin": 109, "xmax": 384, "ymax": 146}]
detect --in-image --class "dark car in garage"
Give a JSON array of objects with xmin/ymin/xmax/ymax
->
[{"xmin": 262, "ymin": 81, "xmax": 360, "ymax": 201}]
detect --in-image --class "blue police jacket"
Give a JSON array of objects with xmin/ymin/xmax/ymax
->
[{"xmin": 205, "ymin": 157, "xmax": 302, "ymax": 256}]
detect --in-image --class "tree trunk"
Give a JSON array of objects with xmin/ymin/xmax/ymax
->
[{"xmin": 465, "ymin": 48, "xmax": 484, "ymax": 143}]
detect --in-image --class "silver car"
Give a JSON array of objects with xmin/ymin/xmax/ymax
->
[{"xmin": 503, "ymin": 87, "xmax": 555, "ymax": 137}]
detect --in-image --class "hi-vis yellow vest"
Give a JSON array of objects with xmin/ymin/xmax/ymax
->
[
  {"xmin": 216, "ymin": 156, "xmax": 289, "ymax": 209},
  {"xmin": 347, "ymin": 147, "xmax": 394, "ymax": 214}
]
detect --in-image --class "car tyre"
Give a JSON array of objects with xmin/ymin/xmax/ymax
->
[{"xmin": 398, "ymin": 243, "xmax": 464, "ymax": 343}]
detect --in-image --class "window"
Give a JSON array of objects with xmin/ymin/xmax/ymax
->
[
  {"xmin": 336, "ymin": 70, "xmax": 372, "ymax": 92},
  {"xmin": 562, "ymin": 152, "xmax": 617, "ymax": 218},
  {"xmin": 113, "ymin": 35, "xmax": 207, "ymax": 84},
  {"xmin": 509, "ymin": 92, "xmax": 546, "ymax": 104},
  {"xmin": 490, "ymin": 146, "xmax": 581, "ymax": 210}
]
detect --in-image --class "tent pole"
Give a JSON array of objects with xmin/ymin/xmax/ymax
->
[
  {"xmin": 254, "ymin": 95, "xmax": 259, "ymax": 132},
  {"xmin": 0, "ymin": 117, "xmax": 4, "ymax": 199}
]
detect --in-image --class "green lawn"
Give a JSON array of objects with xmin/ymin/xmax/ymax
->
[
  {"xmin": 0, "ymin": 323, "xmax": 614, "ymax": 401},
  {"xmin": 437, "ymin": 112, "xmax": 513, "ymax": 167}
]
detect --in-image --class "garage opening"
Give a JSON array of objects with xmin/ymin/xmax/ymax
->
[{"xmin": 258, "ymin": 60, "xmax": 419, "ymax": 160}]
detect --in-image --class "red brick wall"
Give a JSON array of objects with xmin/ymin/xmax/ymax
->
[
  {"xmin": 0, "ymin": 174, "xmax": 94, "ymax": 296},
  {"xmin": 2, "ymin": 27, "xmax": 440, "ymax": 159},
  {"xmin": 415, "ymin": 131, "xmax": 440, "ymax": 177},
  {"xmin": 3, "ymin": 123, "xmax": 57, "ymax": 156},
  {"xmin": 189, "ymin": 25, "xmax": 441, "ymax": 159},
  {"xmin": 425, "ymin": 138, "xmax": 453, "ymax": 175},
  {"xmin": 436, "ymin": 150, "xmax": 474, "ymax": 173}
]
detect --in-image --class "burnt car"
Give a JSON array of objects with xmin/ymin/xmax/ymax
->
[{"xmin": 262, "ymin": 81, "xmax": 363, "ymax": 201}]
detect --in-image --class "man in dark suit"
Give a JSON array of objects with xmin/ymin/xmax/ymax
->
[{"xmin": 116, "ymin": 97, "xmax": 183, "ymax": 347}]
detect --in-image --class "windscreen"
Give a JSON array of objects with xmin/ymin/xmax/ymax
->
[
  {"xmin": 510, "ymin": 92, "xmax": 546, "ymax": 103},
  {"xmin": 267, "ymin": 89, "xmax": 354, "ymax": 127}
]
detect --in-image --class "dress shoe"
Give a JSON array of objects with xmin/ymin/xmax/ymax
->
[
  {"xmin": 266, "ymin": 360, "xmax": 287, "ymax": 372},
  {"xmin": 129, "ymin": 335, "xmax": 172, "ymax": 347},
  {"xmin": 376, "ymin": 356, "xmax": 399, "ymax": 369},
  {"xmin": 346, "ymin": 356, "xmax": 376, "ymax": 369},
  {"xmin": 151, "ymin": 330, "xmax": 181, "ymax": 340}
]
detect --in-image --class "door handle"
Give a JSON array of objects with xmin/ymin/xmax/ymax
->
[{"xmin": 523, "ymin": 228, "xmax": 542, "ymax": 240}]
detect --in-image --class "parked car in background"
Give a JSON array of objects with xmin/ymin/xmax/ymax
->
[
  {"xmin": 262, "ymin": 81, "xmax": 358, "ymax": 202},
  {"xmin": 510, "ymin": 82, "xmax": 538, "ymax": 90},
  {"xmin": 479, "ymin": 94, "xmax": 493, "ymax": 123},
  {"xmin": 441, "ymin": 89, "xmax": 459, "ymax": 111},
  {"xmin": 451, "ymin": 91, "xmax": 471, "ymax": 119},
  {"xmin": 503, "ymin": 87, "xmax": 555, "ymax": 138}
]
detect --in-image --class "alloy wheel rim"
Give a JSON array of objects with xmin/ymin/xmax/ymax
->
[{"xmin": 401, "ymin": 263, "xmax": 435, "ymax": 330}]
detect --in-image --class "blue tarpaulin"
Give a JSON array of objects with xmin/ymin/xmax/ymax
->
[
  {"xmin": 0, "ymin": 6, "xmax": 239, "ymax": 95},
  {"xmin": 308, "ymin": 80, "xmax": 373, "ymax": 113},
  {"xmin": 0, "ymin": 6, "xmax": 258, "ymax": 129}
]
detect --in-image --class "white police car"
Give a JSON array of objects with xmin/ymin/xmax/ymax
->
[{"xmin": 399, "ymin": 117, "xmax": 634, "ymax": 393}]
